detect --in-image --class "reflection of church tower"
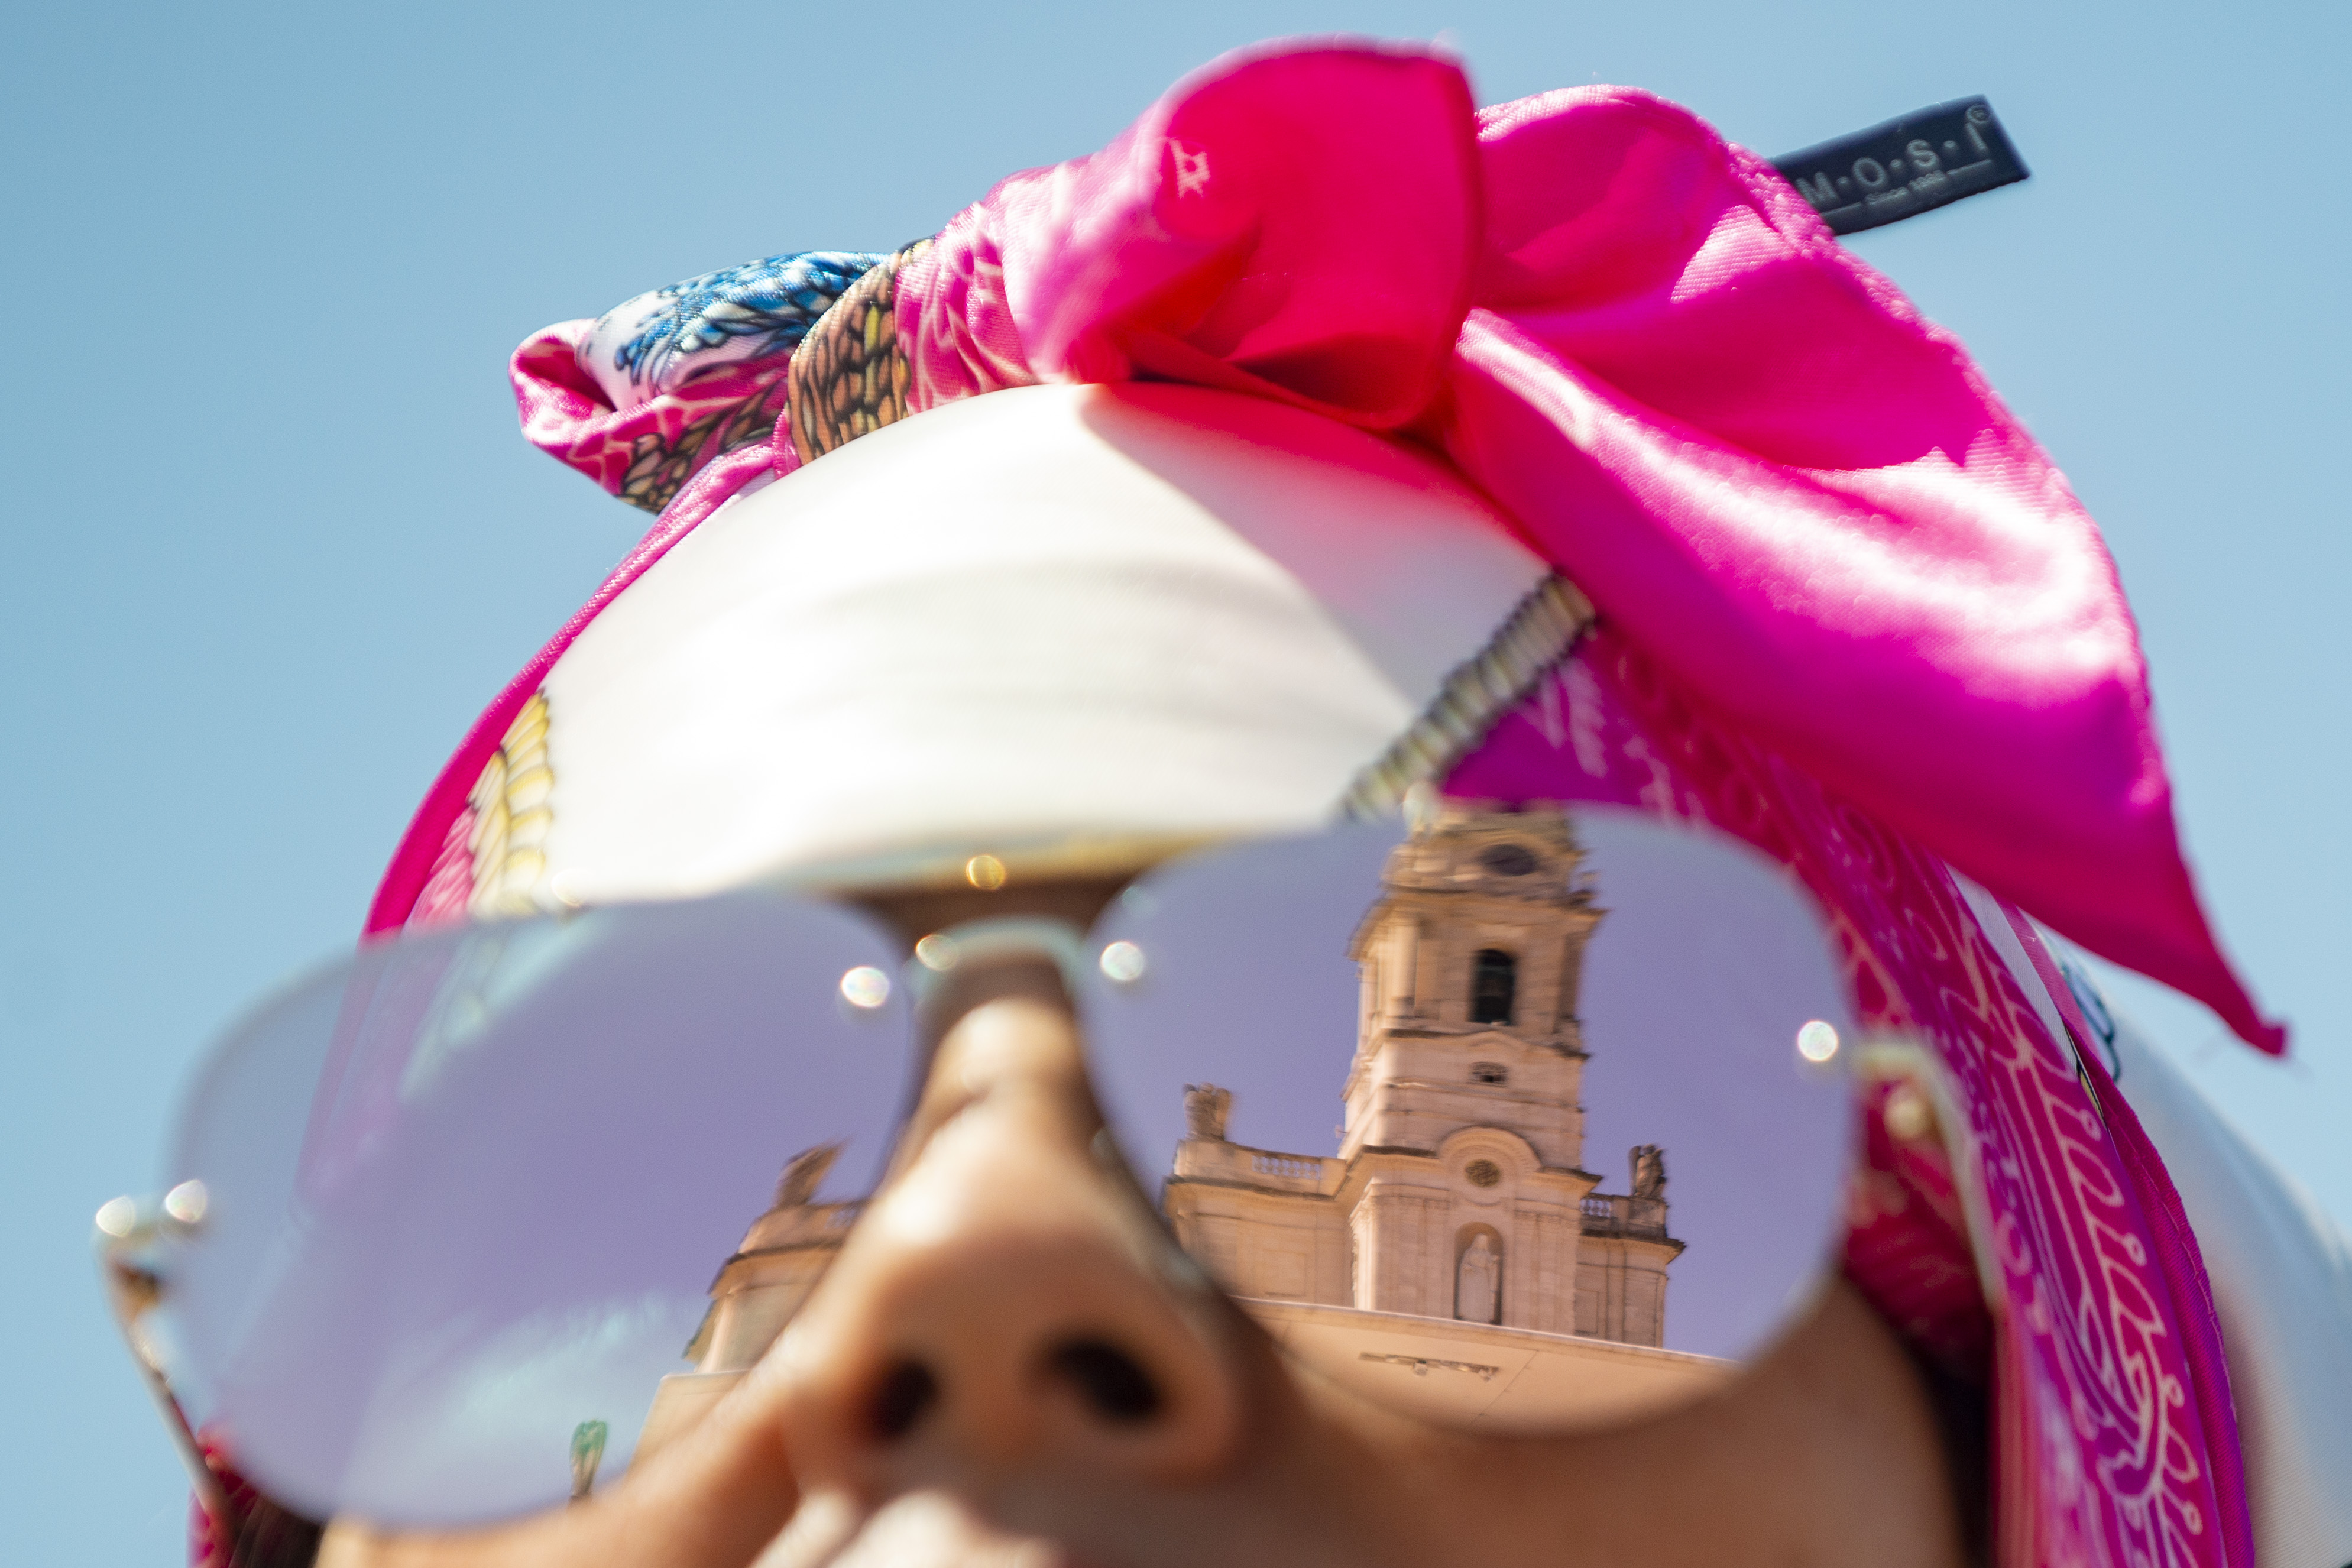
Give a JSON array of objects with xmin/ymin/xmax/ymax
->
[
  {"xmin": 643, "ymin": 805, "xmax": 1695, "ymax": 1469},
  {"xmin": 1163, "ymin": 806, "xmax": 1682, "ymax": 1346}
]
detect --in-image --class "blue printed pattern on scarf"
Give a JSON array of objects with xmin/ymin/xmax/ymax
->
[{"xmin": 584, "ymin": 252, "xmax": 887, "ymax": 407}]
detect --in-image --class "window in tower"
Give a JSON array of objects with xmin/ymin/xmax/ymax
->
[
  {"xmin": 1479, "ymin": 842, "xmax": 1538, "ymax": 877},
  {"xmin": 1470, "ymin": 949, "xmax": 1517, "ymax": 1025}
]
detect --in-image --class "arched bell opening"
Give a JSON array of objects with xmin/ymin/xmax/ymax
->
[{"xmin": 1469, "ymin": 948, "xmax": 1517, "ymax": 1025}]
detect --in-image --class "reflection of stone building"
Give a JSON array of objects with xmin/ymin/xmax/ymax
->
[
  {"xmin": 638, "ymin": 1148, "xmax": 863, "ymax": 1456},
  {"xmin": 1162, "ymin": 809, "xmax": 1682, "ymax": 1347},
  {"xmin": 682, "ymin": 1146, "xmax": 860, "ymax": 1371},
  {"xmin": 642, "ymin": 808, "xmax": 1711, "ymax": 1459}
]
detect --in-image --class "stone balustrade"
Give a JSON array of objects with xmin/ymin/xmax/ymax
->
[
  {"xmin": 1171, "ymin": 1135, "xmax": 1339, "ymax": 1193},
  {"xmin": 1578, "ymin": 1192, "xmax": 1670, "ymax": 1237}
]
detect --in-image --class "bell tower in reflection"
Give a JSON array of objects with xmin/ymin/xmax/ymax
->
[
  {"xmin": 1343, "ymin": 808, "xmax": 1600, "ymax": 1172},
  {"xmin": 646, "ymin": 804, "xmax": 1693, "ymax": 1471},
  {"xmin": 1164, "ymin": 805, "xmax": 1680, "ymax": 1346}
]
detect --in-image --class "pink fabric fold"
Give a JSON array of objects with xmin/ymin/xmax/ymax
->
[
  {"xmin": 1449, "ymin": 631, "xmax": 2252, "ymax": 1564},
  {"xmin": 1997, "ymin": 900, "xmax": 2253, "ymax": 1568},
  {"xmin": 510, "ymin": 321, "xmax": 791, "ymax": 514},
  {"xmin": 893, "ymin": 41, "xmax": 2281, "ymax": 1054}
]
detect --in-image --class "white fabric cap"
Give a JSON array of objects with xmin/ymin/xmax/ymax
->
[{"xmin": 533, "ymin": 383, "xmax": 1551, "ymax": 902}]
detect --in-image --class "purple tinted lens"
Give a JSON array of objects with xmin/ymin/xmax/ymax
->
[
  {"xmin": 158, "ymin": 891, "xmax": 909, "ymax": 1525},
  {"xmin": 1081, "ymin": 804, "xmax": 1856, "ymax": 1427}
]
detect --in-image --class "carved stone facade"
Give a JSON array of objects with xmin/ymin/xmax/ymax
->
[{"xmin": 1161, "ymin": 808, "xmax": 1682, "ymax": 1347}]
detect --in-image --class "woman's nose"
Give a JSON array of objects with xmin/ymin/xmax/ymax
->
[{"xmin": 766, "ymin": 989, "xmax": 1245, "ymax": 1499}]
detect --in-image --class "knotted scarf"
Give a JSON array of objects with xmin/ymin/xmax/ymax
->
[{"xmin": 349, "ymin": 39, "xmax": 2276, "ymax": 1567}]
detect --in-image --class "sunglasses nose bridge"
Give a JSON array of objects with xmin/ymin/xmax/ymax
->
[
  {"xmin": 902, "ymin": 915, "xmax": 1097, "ymax": 1018},
  {"xmin": 894, "ymin": 916, "xmax": 1135, "ymax": 1175}
]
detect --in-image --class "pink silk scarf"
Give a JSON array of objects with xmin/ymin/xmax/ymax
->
[
  {"xmin": 887, "ymin": 42, "xmax": 2278, "ymax": 1058},
  {"xmin": 1456, "ymin": 634, "xmax": 2251, "ymax": 1566},
  {"xmin": 349, "ymin": 38, "xmax": 2269, "ymax": 1568}
]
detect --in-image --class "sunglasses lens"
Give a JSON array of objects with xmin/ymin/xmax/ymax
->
[
  {"xmin": 153, "ymin": 892, "xmax": 909, "ymax": 1525},
  {"xmin": 1081, "ymin": 803, "xmax": 1857, "ymax": 1430},
  {"xmin": 142, "ymin": 804, "xmax": 1858, "ymax": 1523}
]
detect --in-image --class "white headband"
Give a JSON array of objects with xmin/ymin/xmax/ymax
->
[{"xmin": 526, "ymin": 383, "xmax": 1561, "ymax": 902}]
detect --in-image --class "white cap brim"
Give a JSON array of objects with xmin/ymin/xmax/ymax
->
[{"xmin": 528, "ymin": 383, "xmax": 1551, "ymax": 902}]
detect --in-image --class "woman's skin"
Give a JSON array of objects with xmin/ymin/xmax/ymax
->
[{"xmin": 319, "ymin": 952, "xmax": 1967, "ymax": 1568}]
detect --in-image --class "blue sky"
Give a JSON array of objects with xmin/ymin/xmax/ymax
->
[{"xmin": 4, "ymin": 1, "xmax": 2344, "ymax": 1558}]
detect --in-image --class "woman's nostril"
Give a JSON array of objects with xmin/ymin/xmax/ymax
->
[
  {"xmin": 869, "ymin": 1359, "xmax": 941, "ymax": 1441},
  {"xmin": 1045, "ymin": 1338, "xmax": 1164, "ymax": 1424}
]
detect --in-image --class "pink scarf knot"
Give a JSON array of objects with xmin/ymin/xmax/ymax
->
[{"xmin": 891, "ymin": 40, "xmax": 2279, "ymax": 1052}]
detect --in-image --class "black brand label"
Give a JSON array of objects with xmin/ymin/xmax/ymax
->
[{"xmin": 1770, "ymin": 96, "xmax": 2029, "ymax": 235}]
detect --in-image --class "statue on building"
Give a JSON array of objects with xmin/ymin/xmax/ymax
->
[
  {"xmin": 772, "ymin": 1143, "xmax": 839, "ymax": 1210},
  {"xmin": 1456, "ymin": 1234, "xmax": 1501, "ymax": 1324},
  {"xmin": 1630, "ymin": 1144, "xmax": 1667, "ymax": 1201},
  {"xmin": 1183, "ymin": 1083, "xmax": 1232, "ymax": 1141}
]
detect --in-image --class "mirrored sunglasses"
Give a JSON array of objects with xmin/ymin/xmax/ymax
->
[{"xmin": 99, "ymin": 802, "xmax": 1867, "ymax": 1529}]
